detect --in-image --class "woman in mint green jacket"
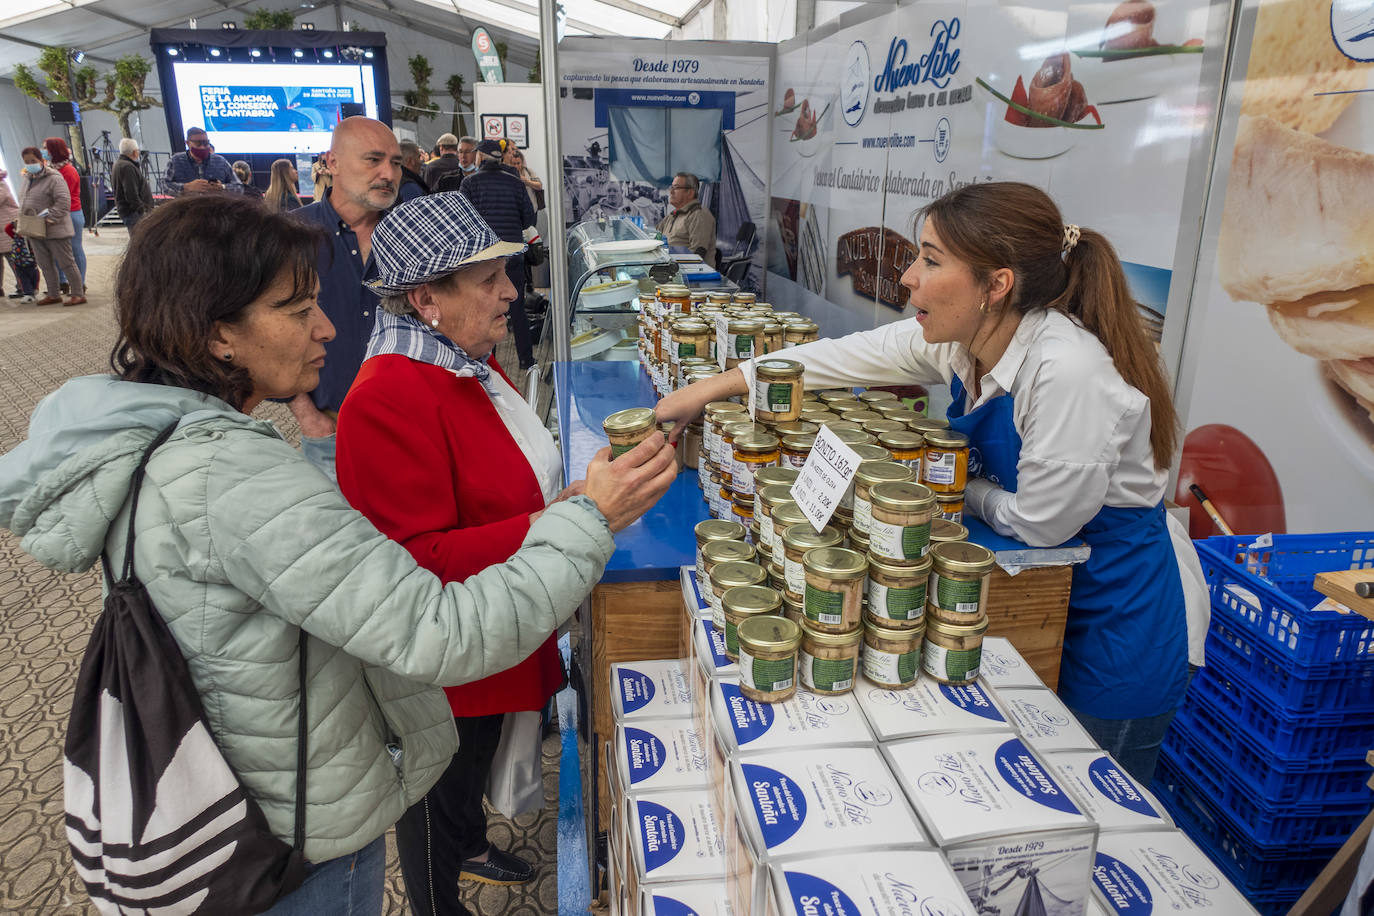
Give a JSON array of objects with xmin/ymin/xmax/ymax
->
[{"xmin": 0, "ymin": 195, "xmax": 677, "ymax": 915}]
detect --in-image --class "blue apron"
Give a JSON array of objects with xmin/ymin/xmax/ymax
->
[{"xmin": 947, "ymin": 375, "xmax": 1188, "ymax": 719}]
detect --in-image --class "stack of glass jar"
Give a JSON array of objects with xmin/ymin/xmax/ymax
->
[{"xmin": 691, "ymin": 474, "xmax": 997, "ymax": 705}]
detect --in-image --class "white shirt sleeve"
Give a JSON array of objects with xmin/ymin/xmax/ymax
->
[
  {"xmin": 965, "ymin": 340, "xmax": 1146, "ymax": 547},
  {"xmin": 741, "ymin": 318, "xmax": 956, "ymax": 394}
]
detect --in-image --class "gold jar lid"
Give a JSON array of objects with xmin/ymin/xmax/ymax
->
[
  {"xmin": 924, "ymin": 429, "xmax": 971, "ymax": 449},
  {"xmin": 857, "ymin": 390, "xmax": 899, "ymax": 404},
  {"xmin": 732, "ymin": 292, "xmax": 757, "ymax": 303},
  {"xmin": 817, "ymin": 389, "xmax": 858, "ymax": 404},
  {"xmin": 710, "ymin": 560, "xmax": 768, "ymax": 589},
  {"xmin": 705, "ymin": 401, "xmax": 748, "ymax": 420},
  {"xmin": 690, "ymin": 291, "xmax": 709, "ymax": 302},
  {"xmin": 822, "ymin": 420, "xmax": 865, "ymax": 434},
  {"xmin": 723, "ymin": 420, "xmax": 770, "ymax": 438},
  {"xmin": 781, "ymin": 433, "xmax": 817, "ymax": 452},
  {"xmin": 878, "ymin": 430, "xmax": 925, "ymax": 451},
  {"xmin": 784, "ymin": 319, "xmax": 820, "ymax": 333},
  {"xmin": 758, "ymin": 483, "xmax": 796, "ymax": 511},
  {"xmin": 870, "ymin": 480, "xmax": 936, "ymax": 513},
  {"xmin": 658, "ymin": 284, "xmax": 691, "ymax": 298},
  {"xmin": 772, "ymin": 501, "xmax": 810, "ymax": 528},
  {"xmin": 603, "ymin": 407, "xmax": 657, "ymax": 434},
  {"xmin": 867, "ymin": 550, "xmax": 932, "ymax": 578},
  {"xmin": 863, "ymin": 419, "xmax": 906, "ymax": 435},
  {"xmin": 726, "ymin": 318, "xmax": 764, "ymax": 333},
  {"xmin": 852, "ymin": 443, "xmax": 893, "ymax": 463},
  {"xmin": 760, "ymin": 321, "xmax": 784, "ymax": 335},
  {"xmin": 782, "ymin": 523, "xmax": 843, "ymax": 553},
  {"xmin": 738, "ymin": 614, "xmax": 802, "ymax": 653},
  {"xmin": 936, "ymin": 492, "xmax": 965, "ymax": 504},
  {"xmin": 865, "ymin": 617, "xmax": 927, "ymax": 642},
  {"xmin": 871, "ymin": 402, "xmax": 911, "ymax": 419},
  {"xmin": 926, "ymin": 614, "xmax": 989, "ymax": 638},
  {"xmin": 707, "ymin": 291, "xmax": 733, "ymax": 303},
  {"xmin": 836, "ymin": 409, "xmax": 883, "ymax": 424},
  {"xmin": 930, "ymin": 541, "xmax": 996, "ymax": 576},
  {"xmin": 773, "ymin": 420, "xmax": 820, "ymax": 437},
  {"xmin": 755, "ymin": 357, "xmax": 804, "ymax": 380},
  {"xmin": 855, "ymin": 461, "xmax": 918, "ymax": 489},
  {"xmin": 695, "ymin": 519, "xmax": 747, "ymax": 544},
  {"xmin": 723, "ymin": 584, "xmax": 782, "ymax": 617},
  {"xmin": 909, "ymin": 417, "xmax": 951, "ymax": 435},
  {"xmin": 687, "ymin": 369, "xmax": 721, "ymax": 383},
  {"xmin": 755, "ymin": 467, "xmax": 800, "ymax": 490},
  {"xmin": 848, "ymin": 527, "xmax": 870, "ymax": 550},
  {"xmin": 802, "ymin": 546, "xmax": 868, "ymax": 580},
  {"xmin": 886, "ymin": 409, "xmax": 924, "ymax": 424},
  {"xmin": 672, "ymin": 319, "xmax": 709, "ymax": 333},
  {"xmin": 800, "ymin": 621, "xmax": 864, "ymax": 647},
  {"xmin": 931, "ymin": 519, "xmax": 969, "ymax": 543},
  {"xmin": 703, "ymin": 539, "xmax": 757, "ymax": 566},
  {"xmin": 735, "ymin": 432, "xmax": 781, "ymax": 455}
]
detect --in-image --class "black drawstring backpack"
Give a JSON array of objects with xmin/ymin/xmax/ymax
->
[{"xmin": 64, "ymin": 421, "xmax": 309, "ymax": 914}]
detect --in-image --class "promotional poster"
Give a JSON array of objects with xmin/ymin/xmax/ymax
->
[
  {"xmin": 767, "ymin": 0, "xmax": 1217, "ymax": 338},
  {"xmin": 1176, "ymin": 0, "xmax": 1374, "ymax": 532}
]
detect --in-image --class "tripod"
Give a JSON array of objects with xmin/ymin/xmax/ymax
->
[{"xmin": 90, "ymin": 130, "xmax": 121, "ymax": 229}]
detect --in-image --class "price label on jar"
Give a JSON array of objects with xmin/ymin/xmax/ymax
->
[{"xmin": 789, "ymin": 425, "xmax": 862, "ymax": 532}]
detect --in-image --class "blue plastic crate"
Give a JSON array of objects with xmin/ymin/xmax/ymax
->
[
  {"xmin": 1196, "ymin": 533, "xmax": 1374, "ymax": 667},
  {"xmin": 1205, "ymin": 615, "xmax": 1374, "ymax": 713},
  {"xmin": 1155, "ymin": 752, "xmax": 1342, "ymax": 896},
  {"xmin": 1165, "ymin": 709, "xmax": 1372, "ymax": 806},
  {"xmin": 1189, "ymin": 654, "xmax": 1374, "ymax": 760}
]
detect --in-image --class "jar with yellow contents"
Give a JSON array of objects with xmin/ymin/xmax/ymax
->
[
  {"xmin": 920, "ymin": 429, "xmax": 970, "ymax": 494},
  {"xmin": 731, "ymin": 431, "xmax": 781, "ymax": 501},
  {"xmin": 878, "ymin": 430, "xmax": 924, "ymax": 472}
]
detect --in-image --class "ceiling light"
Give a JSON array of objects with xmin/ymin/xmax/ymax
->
[
  {"xmin": 167, "ymin": 47, "xmax": 179, "ymax": 56},
  {"xmin": 209, "ymin": 48, "xmax": 222, "ymax": 57},
  {"xmin": 293, "ymin": 49, "xmax": 304, "ymax": 58},
  {"xmin": 322, "ymin": 49, "xmax": 334, "ymax": 58},
  {"xmin": 250, "ymin": 48, "xmax": 262, "ymax": 57},
  {"xmin": 363, "ymin": 49, "xmax": 374, "ymax": 58}
]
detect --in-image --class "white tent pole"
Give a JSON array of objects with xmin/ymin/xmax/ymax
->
[{"xmin": 540, "ymin": 0, "xmax": 571, "ymax": 363}]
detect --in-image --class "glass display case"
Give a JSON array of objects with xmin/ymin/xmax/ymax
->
[{"xmin": 565, "ymin": 216, "xmax": 680, "ymax": 361}]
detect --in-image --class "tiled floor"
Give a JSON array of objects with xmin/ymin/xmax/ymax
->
[{"xmin": 0, "ymin": 229, "xmax": 559, "ymax": 914}]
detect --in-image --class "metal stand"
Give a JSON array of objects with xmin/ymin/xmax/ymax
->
[{"xmin": 89, "ymin": 131, "xmax": 123, "ymax": 228}]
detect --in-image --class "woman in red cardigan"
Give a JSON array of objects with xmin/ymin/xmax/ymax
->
[{"xmin": 335, "ymin": 194, "xmax": 669, "ymax": 916}]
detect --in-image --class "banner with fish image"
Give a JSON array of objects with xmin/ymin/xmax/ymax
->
[
  {"xmin": 1174, "ymin": 0, "xmax": 1374, "ymax": 534},
  {"xmin": 766, "ymin": 0, "xmax": 1221, "ymax": 341}
]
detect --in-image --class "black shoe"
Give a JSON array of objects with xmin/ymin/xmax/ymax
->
[
  {"xmin": 60, "ymin": 282, "xmax": 70, "ymax": 294},
  {"xmin": 458, "ymin": 847, "xmax": 536, "ymax": 885}
]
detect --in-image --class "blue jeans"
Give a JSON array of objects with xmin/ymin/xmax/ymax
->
[
  {"xmin": 62, "ymin": 208, "xmax": 86, "ymax": 284},
  {"xmin": 261, "ymin": 836, "xmax": 385, "ymax": 916},
  {"xmin": 300, "ymin": 433, "xmax": 338, "ymax": 484},
  {"xmin": 1064, "ymin": 665, "xmax": 1198, "ymax": 785}
]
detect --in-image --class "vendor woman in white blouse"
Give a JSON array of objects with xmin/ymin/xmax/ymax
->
[{"xmin": 657, "ymin": 181, "xmax": 1208, "ymax": 783}]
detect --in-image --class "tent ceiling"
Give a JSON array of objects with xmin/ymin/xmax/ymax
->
[{"xmin": 0, "ymin": 0, "xmax": 699, "ymax": 77}]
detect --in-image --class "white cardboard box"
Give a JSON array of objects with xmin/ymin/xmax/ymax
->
[
  {"xmin": 682, "ymin": 563, "xmax": 712, "ymax": 619},
  {"xmin": 692, "ymin": 616, "xmax": 738, "ymax": 681},
  {"xmin": 623, "ymin": 790, "xmax": 727, "ymax": 900},
  {"xmin": 639, "ymin": 881, "xmax": 733, "ymax": 916},
  {"xmin": 612, "ymin": 659, "xmax": 695, "ymax": 722},
  {"xmin": 854, "ymin": 674, "xmax": 1010, "ymax": 740},
  {"xmin": 884, "ymin": 732, "xmax": 1098, "ymax": 916},
  {"xmin": 997, "ymin": 686, "xmax": 1100, "ymax": 752},
  {"xmin": 979, "ymin": 636, "xmax": 1046, "ymax": 689},
  {"xmin": 615, "ymin": 720, "xmax": 710, "ymax": 795},
  {"xmin": 710, "ymin": 679, "xmax": 876, "ymax": 756},
  {"xmin": 1048, "ymin": 750, "xmax": 1175, "ymax": 832},
  {"xmin": 771, "ymin": 849, "xmax": 980, "ymax": 916},
  {"xmin": 732, "ymin": 745, "xmax": 930, "ymax": 862},
  {"xmin": 1093, "ymin": 830, "xmax": 1259, "ymax": 914}
]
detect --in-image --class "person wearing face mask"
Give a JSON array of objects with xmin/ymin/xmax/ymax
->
[
  {"xmin": 164, "ymin": 127, "xmax": 243, "ymax": 197},
  {"xmin": 43, "ymin": 137, "xmax": 87, "ymax": 286},
  {"xmin": 656, "ymin": 182, "xmax": 1209, "ymax": 786},
  {"xmin": 287, "ymin": 116, "xmax": 402, "ymax": 481},
  {"xmin": 17, "ymin": 146, "xmax": 85, "ymax": 305}
]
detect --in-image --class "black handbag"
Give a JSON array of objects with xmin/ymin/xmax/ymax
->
[{"xmin": 65, "ymin": 421, "xmax": 310, "ymax": 914}]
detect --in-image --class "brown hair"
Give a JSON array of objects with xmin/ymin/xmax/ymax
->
[
  {"xmin": 110, "ymin": 195, "xmax": 324, "ymax": 409},
  {"xmin": 43, "ymin": 137, "xmax": 71, "ymax": 163},
  {"xmin": 265, "ymin": 157, "xmax": 302, "ymax": 212},
  {"xmin": 920, "ymin": 181, "xmax": 1178, "ymax": 469}
]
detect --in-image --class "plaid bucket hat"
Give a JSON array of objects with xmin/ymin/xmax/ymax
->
[{"xmin": 364, "ymin": 192, "xmax": 526, "ymax": 296}]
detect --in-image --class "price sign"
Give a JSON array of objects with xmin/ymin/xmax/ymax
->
[
  {"xmin": 790, "ymin": 425, "xmax": 862, "ymax": 532},
  {"xmin": 714, "ymin": 316, "xmax": 729, "ymax": 372}
]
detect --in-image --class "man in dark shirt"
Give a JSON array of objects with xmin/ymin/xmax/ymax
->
[
  {"xmin": 163, "ymin": 127, "xmax": 243, "ymax": 196},
  {"xmin": 111, "ymin": 137, "xmax": 154, "ymax": 229},
  {"xmin": 398, "ymin": 139, "xmax": 429, "ymax": 201},
  {"xmin": 459, "ymin": 138, "xmax": 538, "ymax": 369},
  {"xmin": 422, "ymin": 133, "xmax": 466, "ymax": 192},
  {"xmin": 290, "ymin": 116, "xmax": 401, "ymax": 480}
]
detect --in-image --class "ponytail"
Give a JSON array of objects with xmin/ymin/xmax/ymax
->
[
  {"xmin": 1047, "ymin": 230, "xmax": 1178, "ymax": 469},
  {"xmin": 921, "ymin": 182, "xmax": 1179, "ymax": 471}
]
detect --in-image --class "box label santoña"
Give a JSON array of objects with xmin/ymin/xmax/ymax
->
[
  {"xmin": 623, "ymin": 726, "xmax": 707, "ymax": 787},
  {"xmin": 625, "ymin": 727, "xmax": 670, "ymax": 784},
  {"xmin": 781, "ymin": 850, "xmax": 978, "ymax": 916},
  {"xmin": 740, "ymin": 763, "xmax": 808, "ymax": 849},
  {"xmin": 857, "ymin": 678, "xmax": 1007, "ymax": 739},
  {"xmin": 1088, "ymin": 757, "xmax": 1165, "ymax": 820},
  {"xmin": 1093, "ymin": 853, "xmax": 1155, "ymax": 913},
  {"xmin": 1093, "ymin": 833, "xmax": 1255, "ymax": 913},
  {"xmin": 715, "ymin": 681, "xmax": 870, "ymax": 750},
  {"xmin": 638, "ymin": 800, "xmax": 688, "ymax": 872},
  {"xmin": 994, "ymin": 739, "xmax": 1082, "ymax": 815},
  {"xmin": 783, "ymin": 872, "xmax": 861, "ymax": 915},
  {"xmin": 619, "ymin": 668, "xmax": 658, "ymax": 714}
]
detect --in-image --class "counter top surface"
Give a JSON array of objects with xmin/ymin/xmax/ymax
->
[{"xmin": 554, "ymin": 361, "xmax": 1088, "ymax": 583}]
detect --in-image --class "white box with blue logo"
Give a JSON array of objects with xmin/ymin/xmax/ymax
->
[
  {"xmin": 612, "ymin": 659, "xmax": 695, "ymax": 722},
  {"xmin": 638, "ymin": 880, "xmax": 733, "ymax": 916},
  {"xmin": 853, "ymin": 674, "xmax": 1010, "ymax": 741},
  {"xmin": 615, "ymin": 720, "xmax": 710, "ymax": 796},
  {"xmin": 1091, "ymin": 831, "xmax": 1258, "ymax": 914},
  {"xmin": 622, "ymin": 790, "xmax": 728, "ymax": 905},
  {"xmin": 1046, "ymin": 751, "xmax": 1174, "ymax": 833},
  {"xmin": 979, "ymin": 636, "xmax": 1046, "ymax": 689},
  {"xmin": 682, "ymin": 564, "xmax": 712, "ymax": 619},
  {"xmin": 770, "ymin": 849, "xmax": 982, "ymax": 916},
  {"xmin": 688, "ymin": 617, "xmax": 736, "ymax": 739},
  {"xmin": 730, "ymin": 745, "xmax": 930, "ymax": 865},
  {"xmin": 883, "ymin": 732, "xmax": 1098, "ymax": 916},
  {"xmin": 997, "ymin": 687, "xmax": 1099, "ymax": 752}
]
